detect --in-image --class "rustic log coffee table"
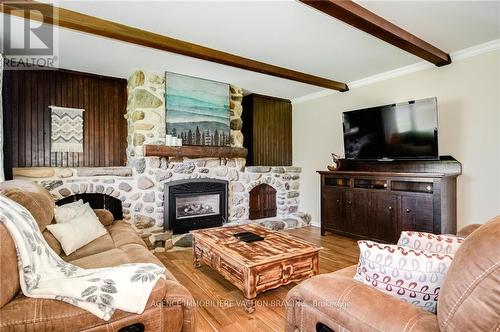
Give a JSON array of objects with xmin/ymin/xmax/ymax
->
[{"xmin": 191, "ymin": 224, "xmax": 321, "ymax": 313}]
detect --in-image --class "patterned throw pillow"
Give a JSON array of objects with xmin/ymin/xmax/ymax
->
[
  {"xmin": 397, "ymin": 231, "xmax": 465, "ymax": 255},
  {"xmin": 354, "ymin": 241, "xmax": 453, "ymax": 313}
]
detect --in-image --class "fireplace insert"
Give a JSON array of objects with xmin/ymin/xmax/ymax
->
[{"xmin": 164, "ymin": 179, "xmax": 228, "ymax": 234}]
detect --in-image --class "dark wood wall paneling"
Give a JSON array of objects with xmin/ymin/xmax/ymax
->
[
  {"xmin": 2, "ymin": 67, "xmax": 127, "ymax": 173},
  {"xmin": 242, "ymin": 94, "xmax": 292, "ymax": 166}
]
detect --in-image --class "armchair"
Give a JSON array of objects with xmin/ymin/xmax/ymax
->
[{"xmin": 285, "ymin": 217, "xmax": 500, "ymax": 332}]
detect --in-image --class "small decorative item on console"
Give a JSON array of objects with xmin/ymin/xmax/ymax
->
[{"xmin": 327, "ymin": 153, "xmax": 341, "ymax": 171}]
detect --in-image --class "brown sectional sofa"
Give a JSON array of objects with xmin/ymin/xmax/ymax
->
[
  {"xmin": 0, "ymin": 180, "xmax": 195, "ymax": 332},
  {"xmin": 285, "ymin": 217, "xmax": 500, "ymax": 332}
]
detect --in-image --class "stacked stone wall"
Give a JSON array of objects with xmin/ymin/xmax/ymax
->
[{"xmin": 15, "ymin": 161, "xmax": 305, "ymax": 236}]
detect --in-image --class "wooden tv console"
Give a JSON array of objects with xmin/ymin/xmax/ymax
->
[{"xmin": 318, "ymin": 156, "xmax": 461, "ymax": 243}]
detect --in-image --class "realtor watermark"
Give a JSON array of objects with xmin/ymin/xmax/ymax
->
[
  {"xmin": 1, "ymin": 2, "xmax": 59, "ymax": 70},
  {"xmin": 154, "ymin": 298, "xmax": 351, "ymax": 310}
]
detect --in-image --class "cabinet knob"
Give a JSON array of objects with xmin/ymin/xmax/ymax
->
[
  {"xmin": 388, "ymin": 206, "xmax": 393, "ymax": 211},
  {"xmin": 405, "ymin": 208, "xmax": 411, "ymax": 213},
  {"xmin": 336, "ymin": 199, "xmax": 340, "ymax": 203},
  {"xmin": 347, "ymin": 201, "xmax": 352, "ymax": 206}
]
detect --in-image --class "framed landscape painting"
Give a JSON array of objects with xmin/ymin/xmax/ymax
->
[{"xmin": 165, "ymin": 72, "xmax": 230, "ymax": 146}]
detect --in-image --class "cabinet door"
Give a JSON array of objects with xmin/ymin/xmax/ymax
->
[
  {"xmin": 345, "ymin": 191, "xmax": 369, "ymax": 236},
  {"xmin": 401, "ymin": 195, "xmax": 434, "ymax": 233},
  {"xmin": 370, "ymin": 192, "xmax": 400, "ymax": 243},
  {"xmin": 322, "ymin": 188, "xmax": 344, "ymax": 231},
  {"xmin": 242, "ymin": 95, "xmax": 292, "ymax": 166}
]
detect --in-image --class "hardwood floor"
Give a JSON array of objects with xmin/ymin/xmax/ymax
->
[{"xmin": 156, "ymin": 226, "xmax": 359, "ymax": 332}]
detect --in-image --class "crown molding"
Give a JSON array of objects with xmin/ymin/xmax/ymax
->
[
  {"xmin": 290, "ymin": 89, "xmax": 338, "ymax": 104},
  {"xmin": 451, "ymin": 38, "xmax": 500, "ymax": 61},
  {"xmin": 292, "ymin": 38, "xmax": 500, "ymax": 104},
  {"xmin": 348, "ymin": 61, "xmax": 433, "ymax": 90}
]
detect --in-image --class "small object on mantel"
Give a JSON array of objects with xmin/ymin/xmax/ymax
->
[
  {"xmin": 327, "ymin": 153, "xmax": 341, "ymax": 171},
  {"xmin": 165, "ymin": 134, "xmax": 173, "ymax": 146},
  {"xmin": 165, "ymin": 135, "xmax": 183, "ymax": 146},
  {"xmin": 143, "ymin": 144, "xmax": 248, "ymax": 159}
]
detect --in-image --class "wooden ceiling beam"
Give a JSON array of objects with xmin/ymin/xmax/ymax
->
[
  {"xmin": 300, "ymin": 0, "xmax": 451, "ymax": 66},
  {"xmin": 1, "ymin": 1, "xmax": 349, "ymax": 91}
]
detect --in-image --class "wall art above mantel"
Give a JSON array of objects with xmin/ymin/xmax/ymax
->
[{"xmin": 165, "ymin": 72, "xmax": 230, "ymax": 147}]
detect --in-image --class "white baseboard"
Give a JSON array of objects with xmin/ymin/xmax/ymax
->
[{"xmin": 310, "ymin": 220, "xmax": 321, "ymax": 227}]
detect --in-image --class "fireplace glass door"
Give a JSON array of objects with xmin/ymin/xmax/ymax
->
[{"xmin": 176, "ymin": 194, "xmax": 220, "ymax": 219}]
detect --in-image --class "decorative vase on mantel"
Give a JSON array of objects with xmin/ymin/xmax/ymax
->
[{"xmin": 327, "ymin": 153, "xmax": 341, "ymax": 171}]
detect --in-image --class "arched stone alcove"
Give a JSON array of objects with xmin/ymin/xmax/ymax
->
[{"xmin": 249, "ymin": 183, "xmax": 277, "ymax": 220}]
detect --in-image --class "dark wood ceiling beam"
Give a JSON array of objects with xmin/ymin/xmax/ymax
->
[
  {"xmin": 0, "ymin": 1, "xmax": 349, "ymax": 92},
  {"xmin": 300, "ymin": 0, "xmax": 451, "ymax": 66}
]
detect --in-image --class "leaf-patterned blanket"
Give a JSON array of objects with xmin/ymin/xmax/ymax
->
[{"xmin": 0, "ymin": 195, "xmax": 165, "ymax": 321}]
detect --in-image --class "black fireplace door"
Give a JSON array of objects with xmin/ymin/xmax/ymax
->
[{"xmin": 164, "ymin": 179, "xmax": 228, "ymax": 234}]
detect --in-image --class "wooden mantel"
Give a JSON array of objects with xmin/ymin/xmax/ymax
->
[{"xmin": 143, "ymin": 145, "xmax": 248, "ymax": 159}]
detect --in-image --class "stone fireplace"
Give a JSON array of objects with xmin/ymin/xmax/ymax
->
[
  {"xmin": 13, "ymin": 70, "xmax": 311, "ymax": 244},
  {"xmin": 164, "ymin": 179, "xmax": 228, "ymax": 234}
]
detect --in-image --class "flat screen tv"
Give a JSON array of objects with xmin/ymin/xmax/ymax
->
[{"xmin": 342, "ymin": 97, "xmax": 438, "ymax": 160}]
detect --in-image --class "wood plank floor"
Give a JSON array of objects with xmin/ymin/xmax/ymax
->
[{"xmin": 156, "ymin": 226, "xmax": 359, "ymax": 332}]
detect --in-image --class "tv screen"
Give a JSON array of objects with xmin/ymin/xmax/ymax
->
[{"xmin": 343, "ymin": 97, "xmax": 438, "ymax": 160}]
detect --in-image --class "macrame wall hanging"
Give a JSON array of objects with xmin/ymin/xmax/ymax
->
[{"xmin": 50, "ymin": 106, "xmax": 85, "ymax": 153}]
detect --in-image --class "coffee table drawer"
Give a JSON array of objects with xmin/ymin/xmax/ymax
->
[
  {"xmin": 220, "ymin": 257, "xmax": 244, "ymax": 282},
  {"xmin": 255, "ymin": 255, "xmax": 316, "ymax": 287},
  {"xmin": 291, "ymin": 258, "xmax": 314, "ymax": 274},
  {"xmin": 195, "ymin": 243, "xmax": 217, "ymax": 267},
  {"xmin": 216, "ymin": 257, "xmax": 245, "ymax": 290},
  {"xmin": 256, "ymin": 265, "xmax": 282, "ymax": 286}
]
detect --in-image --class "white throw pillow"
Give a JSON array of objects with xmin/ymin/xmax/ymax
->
[
  {"xmin": 397, "ymin": 231, "xmax": 465, "ymax": 255},
  {"xmin": 47, "ymin": 203, "xmax": 107, "ymax": 255},
  {"xmin": 354, "ymin": 240, "xmax": 454, "ymax": 313},
  {"xmin": 54, "ymin": 199, "xmax": 84, "ymax": 223}
]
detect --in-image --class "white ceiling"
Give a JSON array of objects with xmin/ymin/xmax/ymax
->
[
  {"xmin": 2, "ymin": 0, "xmax": 499, "ymax": 99},
  {"xmin": 358, "ymin": 1, "xmax": 500, "ymax": 52}
]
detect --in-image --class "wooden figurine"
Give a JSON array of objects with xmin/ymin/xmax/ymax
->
[{"xmin": 327, "ymin": 153, "xmax": 341, "ymax": 171}]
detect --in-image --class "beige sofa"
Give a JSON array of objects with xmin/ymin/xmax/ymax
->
[
  {"xmin": 285, "ymin": 217, "xmax": 500, "ymax": 332},
  {"xmin": 0, "ymin": 180, "xmax": 195, "ymax": 332}
]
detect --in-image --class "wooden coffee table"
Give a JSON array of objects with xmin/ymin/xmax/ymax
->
[{"xmin": 191, "ymin": 224, "xmax": 321, "ymax": 313}]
